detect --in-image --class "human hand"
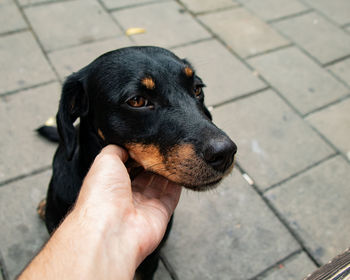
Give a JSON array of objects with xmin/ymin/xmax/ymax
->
[
  {"xmin": 72, "ymin": 145, "xmax": 182, "ymax": 276},
  {"xmin": 19, "ymin": 145, "xmax": 181, "ymax": 280}
]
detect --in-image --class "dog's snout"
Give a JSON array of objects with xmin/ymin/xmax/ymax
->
[{"xmin": 203, "ymin": 138, "xmax": 237, "ymax": 172}]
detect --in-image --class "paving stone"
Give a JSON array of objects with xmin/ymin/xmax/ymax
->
[
  {"xmin": 238, "ymin": 0, "xmax": 308, "ymax": 22},
  {"xmin": 302, "ymin": 0, "xmax": 350, "ymax": 26},
  {"xmin": 199, "ymin": 8, "xmax": 289, "ymax": 58},
  {"xmin": 25, "ymin": 0, "xmax": 122, "ymax": 52},
  {"xmin": 0, "ymin": 0, "xmax": 27, "ymax": 34},
  {"xmin": 0, "ymin": 83, "xmax": 60, "ymax": 183},
  {"xmin": 328, "ymin": 58, "xmax": 350, "ymax": 87},
  {"xmin": 274, "ymin": 12, "xmax": 350, "ymax": 65},
  {"xmin": 154, "ymin": 260, "xmax": 172, "ymax": 280},
  {"xmin": 0, "ymin": 32, "xmax": 56, "ymax": 94},
  {"xmin": 179, "ymin": 0, "xmax": 238, "ymax": 14},
  {"xmin": 258, "ymin": 253, "xmax": 316, "ymax": 280},
  {"xmin": 306, "ymin": 98, "xmax": 350, "ymax": 159},
  {"xmin": 101, "ymin": 0, "xmax": 166, "ymax": 10},
  {"xmin": 248, "ymin": 47, "xmax": 348, "ymax": 115},
  {"xmin": 173, "ymin": 39, "xmax": 266, "ymax": 106},
  {"xmin": 49, "ymin": 36, "xmax": 134, "ymax": 80},
  {"xmin": 213, "ymin": 90, "xmax": 334, "ymax": 190},
  {"xmin": 112, "ymin": 1, "xmax": 211, "ymax": 48},
  {"xmin": 18, "ymin": 0, "xmax": 56, "ymax": 6},
  {"xmin": 0, "ymin": 170, "xmax": 51, "ymax": 279},
  {"xmin": 265, "ymin": 156, "xmax": 350, "ymax": 264},
  {"xmin": 163, "ymin": 169, "xmax": 300, "ymax": 280}
]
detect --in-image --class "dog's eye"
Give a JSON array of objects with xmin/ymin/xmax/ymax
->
[
  {"xmin": 127, "ymin": 96, "xmax": 148, "ymax": 108},
  {"xmin": 194, "ymin": 86, "xmax": 203, "ymax": 98}
]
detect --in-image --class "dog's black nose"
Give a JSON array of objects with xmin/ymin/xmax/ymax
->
[{"xmin": 203, "ymin": 138, "xmax": 237, "ymax": 172}]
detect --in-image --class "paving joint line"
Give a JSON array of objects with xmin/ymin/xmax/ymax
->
[
  {"xmin": 169, "ymin": 36, "xmax": 213, "ymax": 50},
  {"xmin": 13, "ymin": 0, "xmax": 62, "ymax": 86},
  {"xmin": 160, "ymin": 252, "xmax": 179, "ymax": 280},
  {"xmin": 45, "ymin": 35, "xmax": 120, "ymax": 54},
  {"xmin": 249, "ymin": 249, "xmax": 303, "ymax": 280},
  {"xmin": 298, "ymin": 0, "xmax": 348, "ymax": 28},
  {"xmin": 303, "ymin": 94, "xmax": 350, "ymax": 118},
  {"xmin": 263, "ymin": 153, "xmax": 339, "ymax": 194},
  {"xmin": 96, "ymin": 0, "xmax": 132, "ymax": 42},
  {"xmin": 211, "ymin": 86, "xmax": 270, "ymax": 109},
  {"xmin": 21, "ymin": 0, "xmax": 75, "ymax": 9},
  {"xmin": 174, "ymin": 0, "xmax": 271, "ymax": 101},
  {"xmin": 269, "ymin": 10, "xmax": 350, "ymax": 75},
  {"xmin": 0, "ymin": 28, "xmax": 29, "ymax": 38},
  {"xmin": 235, "ymin": 163, "xmax": 322, "ymax": 268},
  {"xmin": 0, "ymin": 166, "xmax": 51, "ymax": 188},
  {"xmin": 107, "ymin": 0, "xmax": 172, "ymax": 13},
  {"xmin": 190, "ymin": 4, "xmax": 242, "ymax": 17},
  {"xmin": 0, "ymin": 250, "xmax": 9, "ymax": 280},
  {"xmin": 0, "ymin": 80, "xmax": 58, "ymax": 98},
  {"xmin": 245, "ymin": 43, "xmax": 293, "ymax": 60},
  {"xmin": 266, "ymin": 9, "xmax": 313, "ymax": 24}
]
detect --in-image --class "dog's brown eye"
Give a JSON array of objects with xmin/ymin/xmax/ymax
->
[
  {"xmin": 127, "ymin": 96, "xmax": 148, "ymax": 107},
  {"xmin": 194, "ymin": 86, "xmax": 202, "ymax": 97}
]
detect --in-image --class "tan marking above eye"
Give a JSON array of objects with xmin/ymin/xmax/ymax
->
[
  {"xmin": 184, "ymin": 66, "xmax": 193, "ymax": 77},
  {"xmin": 141, "ymin": 77, "xmax": 155, "ymax": 90},
  {"xmin": 97, "ymin": 128, "xmax": 105, "ymax": 140},
  {"xmin": 127, "ymin": 96, "xmax": 147, "ymax": 107}
]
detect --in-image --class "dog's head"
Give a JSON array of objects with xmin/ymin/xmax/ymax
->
[{"xmin": 57, "ymin": 46, "xmax": 237, "ymax": 191}]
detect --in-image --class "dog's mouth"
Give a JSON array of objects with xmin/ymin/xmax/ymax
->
[{"xmin": 125, "ymin": 156, "xmax": 234, "ymax": 192}]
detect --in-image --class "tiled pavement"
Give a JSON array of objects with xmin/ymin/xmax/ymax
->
[{"xmin": 0, "ymin": 0, "xmax": 349, "ymax": 279}]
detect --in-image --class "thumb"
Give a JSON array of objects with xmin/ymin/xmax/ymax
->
[{"xmin": 79, "ymin": 145, "xmax": 131, "ymax": 203}]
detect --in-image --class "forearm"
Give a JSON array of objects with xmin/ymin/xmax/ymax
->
[{"xmin": 19, "ymin": 209, "xmax": 138, "ymax": 280}]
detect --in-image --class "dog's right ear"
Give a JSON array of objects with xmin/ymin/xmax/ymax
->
[{"xmin": 56, "ymin": 73, "xmax": 89, "ymax": 160}]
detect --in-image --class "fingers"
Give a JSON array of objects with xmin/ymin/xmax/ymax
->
[{"xmin": 132, "ymin": 172, "xmax": 182, "ymax": 217}]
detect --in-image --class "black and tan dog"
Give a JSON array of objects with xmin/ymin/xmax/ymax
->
[{"xmin": 39, "ymin": 46, "xmax": 237, "ymax": 279}]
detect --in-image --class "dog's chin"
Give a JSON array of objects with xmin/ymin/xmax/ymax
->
[{"xmin": 181, "ymin": 178, "xmax": 222, "ymax": 192}]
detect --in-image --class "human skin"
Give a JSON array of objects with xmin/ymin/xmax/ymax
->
[{"xmin": 19, "ymin": 145, "xmax": 182, "ymax": 280}]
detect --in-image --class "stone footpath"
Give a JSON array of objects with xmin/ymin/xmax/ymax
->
[{"xmin": 1, "ymin": 0, "xmax": 350, "ymax": 279}]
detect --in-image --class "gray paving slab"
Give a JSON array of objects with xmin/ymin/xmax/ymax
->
[
  {"xmin": 265, "ymin": 156, "xmax": 350, "ymax": 264},
  {"xmin": 18, "ymin": 0, "xmax": 55, "ymax": 6},
  {"xmin": 0, "ymin": 32, "xmax": 56, "ymax": 95},
  {"xmin": 306, "ymin": 98, "xmax": 350, "ymax": 159},
  {"xmin": 49, "ymin": 36, "xmax": 134, "ymax": 80},
  {"xmin": 24, "ymin": 0, "xmax": 122, "ymax": 52},
  {"xmin": 238, "ymin": 0, "xmax": 308, "ymax": 22},
  {"xmin": 0, "ymin": 0, "xmax": 27, "ymax": 35},
  {"xmin": 328, "ymin": 58, "xmax": 350, "ymax": 87},
  {"xmin": 302, "ymin": 0, "xmax": 350, "ymax": 26},
  {"xmin": 173, "ymin": 39, "xmax": 266, "ymax": 106},
  {"xmin": 163, "ymin": 169, "xmax": 300, "ymax": 280},
  {"xmin": 179, "ymin": 0, "xmax": 238, "ymax": 14},
  {"xmin": 112, "ymin": 1, "xmax": 211, "ymax": 48},
  {"xmin": 101, "ymin": 0, "xmax": 167, "ymax": 10},
  {"xmin": 0, "ymin": 170, "xmax": 51, "ymax": 279},
  {"xmin": 258, "ymin": 253, "xmax": 316, "ymax": 280},
  {"xmin": 199, "ymin": 8, "xmax": 289, "ymax": 58},
  {"xmin": 154, "ymin": 260, "xmax": 172, "ymax": 280},
  {"xmin": 248, "ymin": 47, "xmax": 349, "ymax": 115},
  {"xmin": 213, "ymin": 90, "xmax": 334, "ymax": 190},
  {"xmin": 273, "ymin": 12, "xmax": 350, "ymax": 65},
  {"xmin": 0, "ymin": 83, "xmax": 60, "ymax": 184}
]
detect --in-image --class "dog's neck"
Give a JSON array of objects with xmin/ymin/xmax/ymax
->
[{"xmin": 76, "ymin": 118, "xmax": 104, "ymax": 175}]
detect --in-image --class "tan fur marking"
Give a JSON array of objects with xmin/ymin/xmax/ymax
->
[
  {"xmin": 184, "ymin": 66, "xmax": 193, "ymax": 77},
  {"xmin": 97, "ymin": 129, "xmax": 105, "ymax": 140},
  {"xmin": 37, "ymin": 199, "xmax": 46, "ymax": 221},
  {"xmin": 141, "ymin": 77, "xmax": 155, "ymax": 90}
]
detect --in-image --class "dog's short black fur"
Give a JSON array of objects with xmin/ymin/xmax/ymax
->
[{"xmin": 43, "ymin": 46, "xmax": 236, "ymax": 279}]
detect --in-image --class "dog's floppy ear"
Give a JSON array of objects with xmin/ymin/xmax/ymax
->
[{"xmin": 56, "ymin": 73, "xmax": 89, "ymax": 160}]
